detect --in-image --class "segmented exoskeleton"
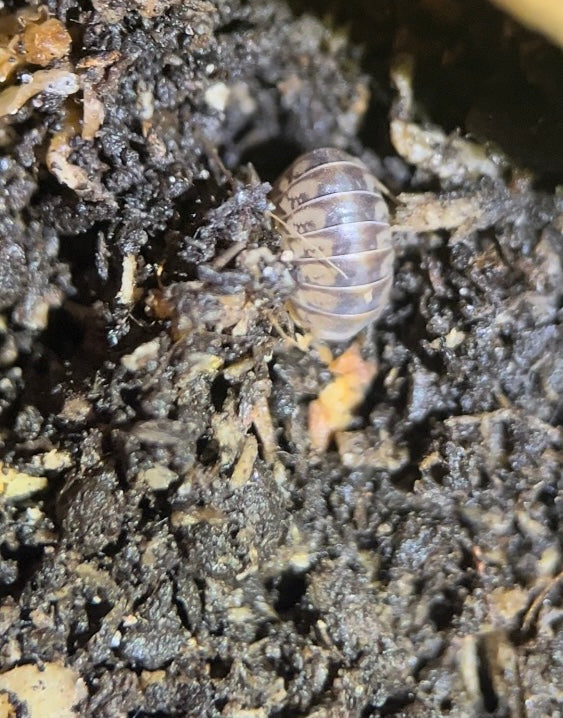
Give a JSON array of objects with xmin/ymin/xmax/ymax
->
[{"xmin": 270, "ymin": 148, "xmax": 394, "ymax": 342}]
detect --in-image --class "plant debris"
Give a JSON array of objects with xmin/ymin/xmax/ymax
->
[{"xmin": 308, "ymin": 343, "xmax": 378, "ymax": 452}]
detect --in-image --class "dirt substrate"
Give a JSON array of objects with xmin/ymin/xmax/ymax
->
[{"xmin": 0, "ymin": 1, "xmax": 562, "ymax": 716}]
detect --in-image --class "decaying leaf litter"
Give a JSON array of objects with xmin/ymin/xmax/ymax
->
[{"xmin": 0, "ymin": 0, "xmax": 561, "ymax": 715}]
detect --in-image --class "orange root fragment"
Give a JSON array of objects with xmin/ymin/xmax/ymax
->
[{"xmin": 308, "ymin": 343, "xmax": 377, "ymax": 452}]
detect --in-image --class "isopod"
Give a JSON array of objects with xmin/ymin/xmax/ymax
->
[{"xmin": 270, "ymin": 148, "xmax": 394, "ymax": 342}]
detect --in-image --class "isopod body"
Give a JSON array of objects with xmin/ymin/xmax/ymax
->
[{"xmin": 270, "ymin": 148, "xmax": 394, "ymax": 342}]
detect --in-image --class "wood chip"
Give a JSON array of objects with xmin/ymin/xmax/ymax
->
[
  {"xmin": 231, "ymin": 435, "xmax": 258, "ymax": 488},
  {"xmin": 0, "ymin": 463, "xmax": 48, "ymax": 502},
  {"xmin": 308, "ymin": 344, "xmax": 377, "ymax": 452},
  {"xmin": 0, "ymin": 662, "xmax": 87, "ymax": 718}
]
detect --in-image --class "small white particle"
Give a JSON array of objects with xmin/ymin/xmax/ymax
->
[{"xmin": 204, "ymin": 82, "xmax": 229, "ymax": 112}]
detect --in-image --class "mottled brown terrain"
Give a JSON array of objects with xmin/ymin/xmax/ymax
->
[{"xmin": 0, "ymin": 1, "xmax": 561, "ymax": 716}]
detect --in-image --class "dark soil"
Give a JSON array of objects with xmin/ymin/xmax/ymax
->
[{"xmin": 0, "ymin": 0, "xmax": 561, "ymax": 716}]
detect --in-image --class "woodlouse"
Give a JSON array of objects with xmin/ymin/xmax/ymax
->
[{"xmin": 270, "ymin": 148, "xmax": 394, "ymax": 342}]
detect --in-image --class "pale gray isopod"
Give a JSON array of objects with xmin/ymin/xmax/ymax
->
[{"xmin": 270, "ymin": 148, "xmax": 394, "ymax": 342}]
